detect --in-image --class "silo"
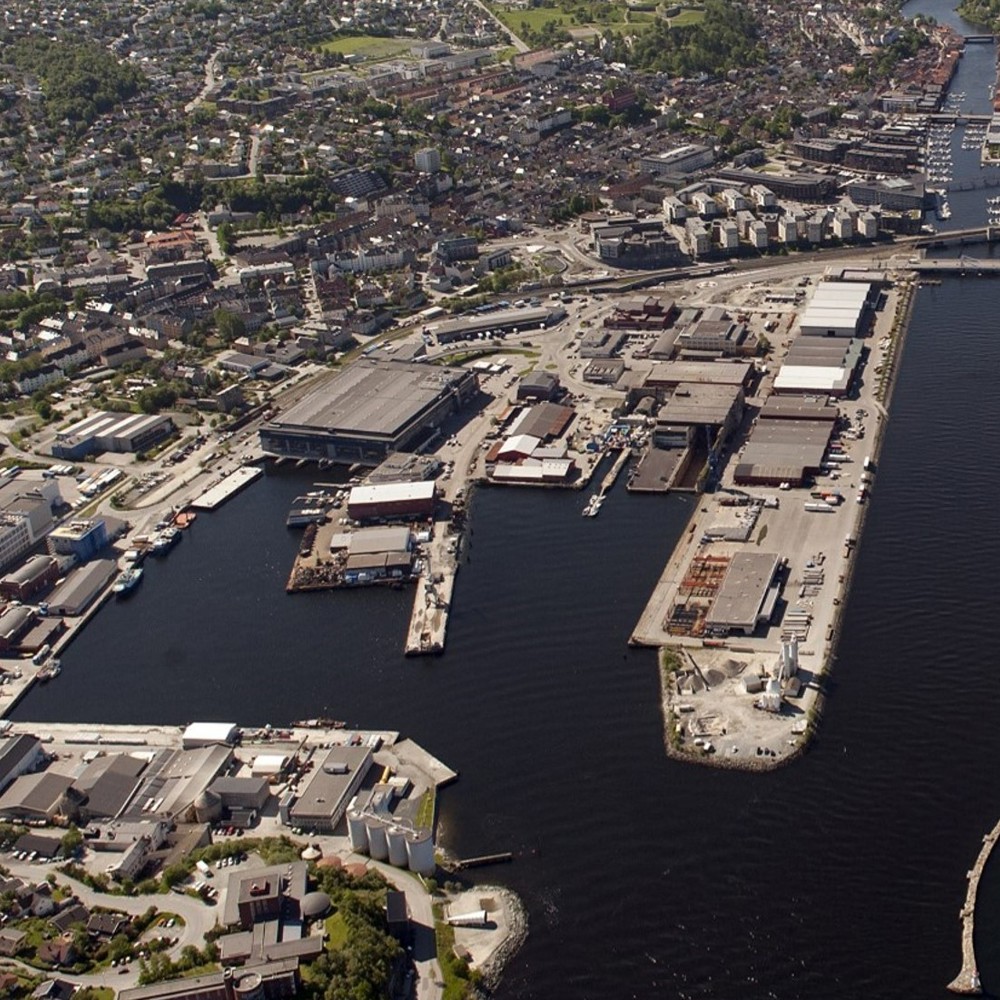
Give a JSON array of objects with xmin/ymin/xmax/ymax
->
[
  {"xmin": 347, "ymin": 810, "xmax": 368, "ymax": 853},
  {"xmin": 405, "ymin": 828, "xmax": 435, "ymax": 875},
  {"xmin": 233, "ymin": 972, "xmax": 265, "ymax": 1000},
  {"xmin": 366, "ymin": 817, "xmax": 389, "ymax": 860},
  {"xmin": 386, "ymin": 825, "xmax": 408, "ymax": 867}
]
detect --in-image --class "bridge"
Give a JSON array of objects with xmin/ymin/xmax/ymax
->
[
  {"xmin": 963, "ymin": 34, "xmax": 996, "ymax": 43},
  {"xmin": 912, "ymin": 225, "xmax": 1000, "ymax": 248},
  {"xmin": 910, "ymin": 254, "xmax": 1000, "ymax": 274},
  {"xmin": 926, "ymin": 112, "xmax": 994, "ymax": 125}
]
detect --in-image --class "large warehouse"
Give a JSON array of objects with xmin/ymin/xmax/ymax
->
[
  {"xmin": 799, "ymin": 281, "xmax": 874, "ymax": 338},
  {"xmin": 52, "ymin": 411, "xmax": 175, "ymax": 460},
  {"xmin": 260, "ymin": 360, "xmax": 479, "ymax": 465}
]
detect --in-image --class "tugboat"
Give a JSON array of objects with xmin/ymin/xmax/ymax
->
[{"xmin": 113, "ymin": 566, "xmax": 143, "ymax": 597}]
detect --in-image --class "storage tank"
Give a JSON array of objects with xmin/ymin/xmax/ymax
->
[
  {"xmin": 405, "ymin": 828, "xmax": 435, "ymax": 875},
  {"xmin": 366, "ymin": 817, "xmax": 389, "ymax": 860},
  {"xmin": 347, "ymin": 810, "xmax": 368, "ymax": 853},
  {"xmin": 386, "ymin": 825, "xmax": 408, "ymax": 867},
  {"xmin": 233, "ymin": 971, "xmax": 265, "ymax": 1000}
]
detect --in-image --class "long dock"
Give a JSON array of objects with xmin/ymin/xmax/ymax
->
[
  {"xmin": 947, "ymin": 820, "xmax": 1000, "ymax": 994},
  {"xmin": 189, "ymin": 465, "xmax": 262, "ymax": 510},
  {"xmin": 599, "ymin": 448, "xmax": 630, "ymax": 496},
  {"xmin": 404, "ymin": 563, "xmax": 455, "ymax": 655}
]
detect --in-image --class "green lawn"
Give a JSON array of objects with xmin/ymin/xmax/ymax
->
[
  {"xmin": 317, "ymin": 35, "xmax": 413, "ymax": 60},
  {"xmin": 667, "ymin": 8, "xmax": 706, "ymax": 27},
  {"xmin": 325, "ymin": 912, "xmax": 349, "ymax": 949}
]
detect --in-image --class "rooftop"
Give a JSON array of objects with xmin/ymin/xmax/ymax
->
[{"xmin": 269, "ymin": 360, "xmax": 472, "ymax": 438}]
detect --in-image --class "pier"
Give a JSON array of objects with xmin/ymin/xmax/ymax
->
[
  {"xmin": 404, "ymin": 562, "xmax": 455, "ymax": 655},
  {"xmin": 947, "ymin": 818, "xmax": 1000, "ymax": 995},
  {"xmin": 453, "ymin": 852, "xmax": 514, "ymax": 870},
  {"xmin": 189, "ymin": 465, "xmax": 263, "ymax": 510},
  {"xmin": 599, "ymin": 448, "xmax": 630, "ymax": 496}
]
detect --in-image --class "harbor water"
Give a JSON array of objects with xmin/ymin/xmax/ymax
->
[{"xmin": 14, "ymin": 3, "xmax": 1000, "ymax": 995}]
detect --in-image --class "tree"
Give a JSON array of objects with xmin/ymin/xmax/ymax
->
[
  {"xmin": 60, "ymin": 825, "xmax": 84, "ymax": 856},
  {"xmin": 213, "ymin": 308, "xmax": 246, "ymax": 343}
]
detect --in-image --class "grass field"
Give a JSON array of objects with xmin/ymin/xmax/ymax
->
[
  {"xmin": 317, "ymin": 34, "xmax": 413, "ymax": 60},
  {"xmin": 667, "ymin": 8, "xmax": 706, "ymax": 26}
]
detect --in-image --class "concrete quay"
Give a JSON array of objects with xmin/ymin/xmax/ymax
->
[
  {"xmin": 629, "ymin": 275, "xmax": 908, "ymax": 769},
  {"xmin": 947, "ymin": 819, "xmax": 1000, "ymax": 995},
  {"xmin": 405, "ymin": 560, "xmax": 456, "ymax": 656}
]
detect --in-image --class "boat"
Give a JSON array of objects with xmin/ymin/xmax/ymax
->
[
  {"xmin": 38, "ymin": 660, "xmax": 61, "ymax": 683},
  {"xmin": 150, "ymin": 527, "xmax": 181, "ymax": 555},
  {"xmin": 113, "ymin": 566, "xmax": 144, "ymax": 597}
]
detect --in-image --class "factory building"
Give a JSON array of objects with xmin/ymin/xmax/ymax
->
[
  {"xmin": 0, "ymin": 479, "xmax": 60, "ymax": 574},
  {"xmin": 284, "ymin": 745, "xmax": 372, "ymax": 833},
  {"xmin": 118, "ymin": 959, "xmax": 302, "ymax": 1000},
  {"xmin": 0, "ymin": 555, "xmax": 59, "ymax": 601},
  {"xmin": 705, "ymin": 551, "xmax": 782, "ymax": 636},
  {"xmin": 0, "ymin": 770, "xmax": 75, "ymax": 821},
  {"xmin": 799, "ymin": 281, "xmax": 874, "ymax": 338},
  {"xmin": 430, "ymin": 305, "xmax": 565, "ymax": 344},
  {"xmin": 637, "ymin": 360, "xmax": 754, "ymax": 405},
  {"xmin": 347, "ymin": 481, "xmax": 436, "ymax": 522},
  {"xmin": 640, "ymin": 143, "xmax": 715, "ymax": 176},
  {"xmin": 260, "ymin": 360, "xmax": 478, "ymax": 466},
  {"xmin": 517, "ymin": 371, "xmax": 561, "ymax": 402},
  {"xmin": 52, "ymin": 411, "xmax": 175, "ymax": 460},
  {"xmin": 773, "ymin": 338, "xmax": 864, "ymax": 397},
  {"xmin": 121, "ymin": 744, "xmax": 233, "ymax": 822},
  {"xmin": 735, "ymin": 396, "xmax": 838, "ymax": 486},
  {"xmin": 0, "ymin": 734, "xmax": 43, "ymax": 795},
  {"xmin": 47, "ymin": 518, "xmax": 109, "ymax": 562},
  {"xmin": 46, "ymin": 558, "xmax": 118, "ymax": 615}
]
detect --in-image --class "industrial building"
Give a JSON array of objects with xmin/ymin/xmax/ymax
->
[
  {"xmin": 182, "ymin": 722, "xmax": 239, "ymax": 749},
  {"xmin": 121, "ymin": 744, "xmax": 233, "ymax": 822},
  {"xmin": 47, "ymin": 518, "xmax": 110, "ymax": 561},
  {"xmin": 0, "ymin": 478, "xmax": 60, "ymax": 574},
  {"xmin": 798, "ymin": 281, "xmax": 874, "ymax": 338},
  {"xmin": 640, "ymin": 143, "xmax": 715, "ymax": 176},
  {"xmin": 46, "ymin": 558, "xmax": 118, "ymax": 615},
  {"xmin": 773, "ymin": 338, "xmax": 863, "ymax": 397},
  {"xmin": 516, "ymin": 371, "xmax": 561, "ymax": 402},
  {"xmin": 332, "ymin": 525, "xmax": 415, "ymax": 585},
  {"xmin": 672, "ymin": 307, "xmax": 758, "ymax": 357},
  {"xmin": 0, "ymin": 734, "xmax": 43, "ymax": 795},
  {"xmin": 52, "ymin": 411, "xmax": 175, "ymax": 460},
  {"xmin": 260, "ymin": 360, "xmax": 478, "ymax": 465},
  {"xmin": 653, "ymin": 383, "xmax": 745, "ymax": 450},
  {"xmin": 0, "ymin": 770, "xmax": 75, "ymax": 821},
  {"xmin": 429, "ymin": 305, "xmax": 565, "ymax": 344},
  {"xmin": 347, "ymin": 481, "xmax": 436, "ymax": 522},
  {"xmin": 638, "ymin": 360, "xmax": 754, "ymax": 404},
  {"xmin": 118, "ymin": 958, "xmax": 302, "ymax": 1000},
  {"xmin": 735, "ymin": 420, "xmax": 837, "ymax": 486},
  {"xmin": 283, "ymin": 745, "xmax": 372, "ymax": 833},
  {"xmin": 705, "ymin": 551, "xmax": 782, "ymax": 636},
  {"xmin": 0, "ymin": 555, "xmax": 59, "ymax": 601}
]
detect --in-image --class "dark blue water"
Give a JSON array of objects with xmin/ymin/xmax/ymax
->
[{"xmin": 15, "ymin": 3, "xmax": 1000, "ymax": 996}]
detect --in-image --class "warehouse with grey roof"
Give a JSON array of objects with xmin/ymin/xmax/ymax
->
[{"xmin": 260, "ymin": 360, "xmax": 479, "ymax": 465}]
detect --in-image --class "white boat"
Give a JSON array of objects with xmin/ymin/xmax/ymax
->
[{"xmin": 113, "ymin": 566, "xmax": 143, "ymax": 596}]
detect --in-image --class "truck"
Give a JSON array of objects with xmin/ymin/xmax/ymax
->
[{"xmin": 195, "ymin": 860, "xmax": 213, "ymax": 878}]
